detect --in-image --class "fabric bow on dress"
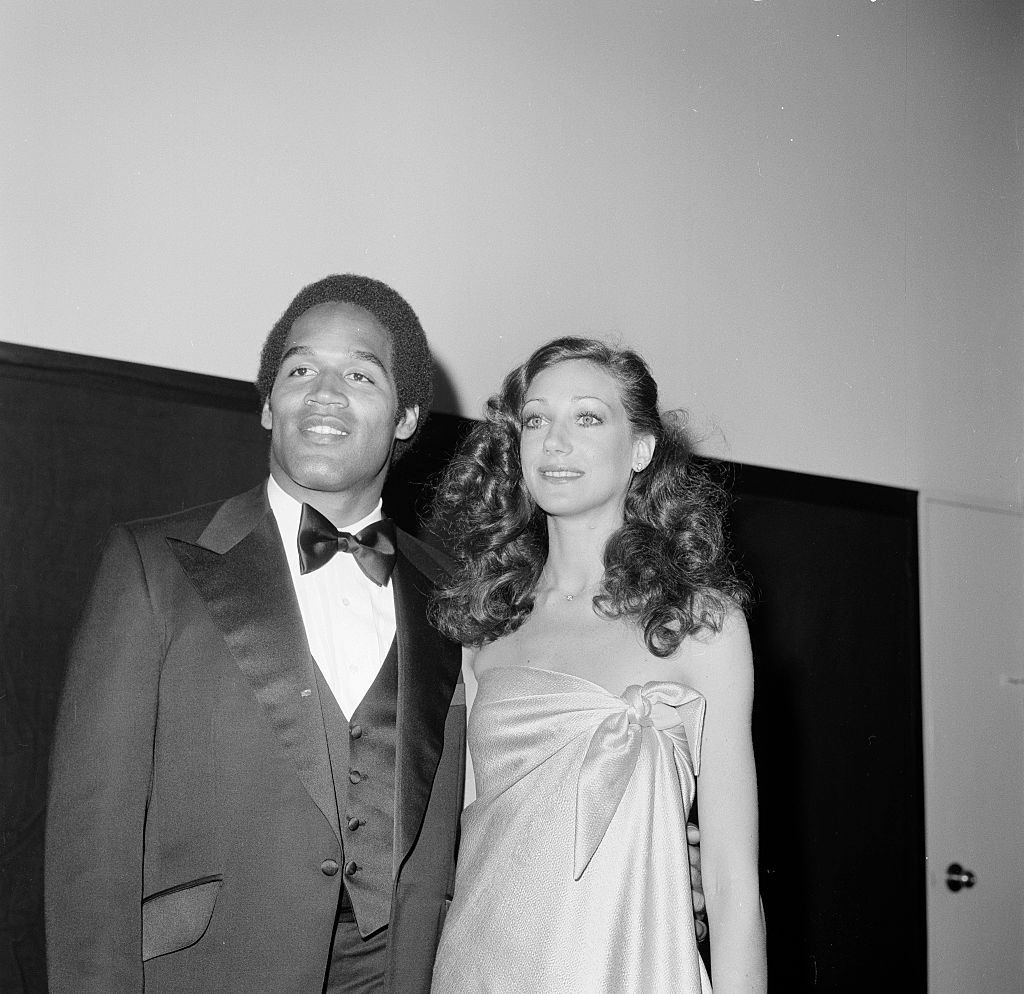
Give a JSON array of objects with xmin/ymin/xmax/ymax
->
[{"xmin": 573, "ymin": 681, "xmax": 705, "ymax": 880}]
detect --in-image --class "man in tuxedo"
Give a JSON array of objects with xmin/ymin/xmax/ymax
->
[{"xmin": 45, "ymin": 275, "xmax": 465, "ymax": 993}]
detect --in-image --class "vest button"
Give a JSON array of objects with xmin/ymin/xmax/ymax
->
[
  {"xmin": 344, "ymin": 860, "xmax": 359, "ymax": 877},
  {"xmin": 348, "ymin": 769, "xmax": 364, "ymax": 784},
  {"xmin": 320, "ymin": 859, "xmax": 340, "ymax": 876},
  {"xmin": 350, "ymin": 724, "xmax": 363, "ymax": 739},
  {"xmin": 347, "ymin": 817, "xmax": 361, "ymax": 831}
]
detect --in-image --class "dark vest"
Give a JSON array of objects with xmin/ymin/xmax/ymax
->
[
  {"xmin": 305, "ymin": 534, "xmax": 467, "ymax": 993},
  {"xmin": 315, "ymin": 641, "xmax": 400, "ymax": 936}
]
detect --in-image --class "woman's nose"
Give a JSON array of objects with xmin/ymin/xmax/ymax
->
[{"xmin": 543, "ymin": 422, "xmax": 571, "ymax": 454}]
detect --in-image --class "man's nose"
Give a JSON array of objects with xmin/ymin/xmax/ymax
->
[{"xmin": 306, "ymin": 371, "xmax": 350, "ymax": 406}]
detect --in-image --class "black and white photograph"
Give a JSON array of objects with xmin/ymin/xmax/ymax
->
[{"xmin": 1, "ymin": 2, "xmax": 1021, "ymax": 992}]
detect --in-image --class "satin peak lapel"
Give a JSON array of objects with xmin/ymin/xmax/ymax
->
[
  {"xmin": 392, "ymin": 540, "xmax": 462, "ymax": 866},
  {"xmin": 168, "ymin": 503, "xmax": 340, "ymax": 840}
]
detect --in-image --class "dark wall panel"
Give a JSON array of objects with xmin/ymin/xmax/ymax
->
[
  {"xmin": 727, "ymin": 466, "xmax": 924, "ymax": 990},
  {"xmin": 0, "ymin": 343, "xmax": 924, "ymax": 993},
  {"xmin": 0, "ymin": 344, "xmax": 269, "ymax": 993}
]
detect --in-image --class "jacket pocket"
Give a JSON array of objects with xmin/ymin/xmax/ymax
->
[{"xmin": 141, "ymin": 875, "xmax": 222, "ymax": 962}]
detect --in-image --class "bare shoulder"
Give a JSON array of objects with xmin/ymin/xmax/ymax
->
[{"xmin": 667, "ymin": 607, "xmax": 753, "ymax": 699}]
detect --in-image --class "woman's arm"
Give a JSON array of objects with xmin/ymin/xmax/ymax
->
[
  {"xmin": 461, "ymin": 647, "xmax": 480, "ymax": 807},
  {"xmin": 681, "ymin": 610, "xmax": 766, "ymax": 993}
]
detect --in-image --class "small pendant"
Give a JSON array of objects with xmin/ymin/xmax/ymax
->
[{"xmin": 564, "ymin": 593, "xmax": 574, "ymax": 601}]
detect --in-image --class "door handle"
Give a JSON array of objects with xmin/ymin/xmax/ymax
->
[{"xmin": 946, "ymin": 862, "xmax": 977, "ymax": 892}]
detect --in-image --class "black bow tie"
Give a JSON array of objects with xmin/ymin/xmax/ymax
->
[{"xmin": 297, "ymin": 503, "xmax": 397, "ymax": 586}]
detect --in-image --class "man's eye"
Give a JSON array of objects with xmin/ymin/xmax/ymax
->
[
  {"xmin": 287, "ymin": 365, "xmax": 315, "ymax": 377},
  {"xmin": 348, "ymin": 370, "xmax": 374, "ymax": 384}
]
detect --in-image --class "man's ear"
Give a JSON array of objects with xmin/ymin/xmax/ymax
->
[
  {"xmin": 394, "ymin": 405, "xmax": 419, "ymax": 441},
  {"xmin": 260, "ymin": 400, "xmax": 273, "ymax": 431}
]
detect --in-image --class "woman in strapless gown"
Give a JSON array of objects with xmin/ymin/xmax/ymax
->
[{"xmin": 428, "ymin": 337, "xmax": 766, "ymax": 994}]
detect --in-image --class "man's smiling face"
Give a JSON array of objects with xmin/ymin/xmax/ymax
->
[{"xmin": 261, "ymin": 300, "xmax": 418, "ymax": 520}]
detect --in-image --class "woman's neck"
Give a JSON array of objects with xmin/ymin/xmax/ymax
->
[{"xmin": 540, "ymin": 511, "xmax": 620, "ymax": 593}]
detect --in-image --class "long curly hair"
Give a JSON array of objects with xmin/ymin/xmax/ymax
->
[{"xmin": 429, "ymin": 336, "xmax": 748, "ymax": 656}]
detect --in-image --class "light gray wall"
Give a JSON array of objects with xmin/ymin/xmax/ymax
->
[{"xmin": 2, "ymin": 0, "xmax": 1021, "ymax": 507}]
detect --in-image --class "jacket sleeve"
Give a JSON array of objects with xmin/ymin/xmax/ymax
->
[{"xmin": 45, "ymin": 525, "xmax": 164, "ymax": 993}]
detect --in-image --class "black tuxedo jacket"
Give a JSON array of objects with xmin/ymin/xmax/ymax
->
[{"xmin": 45, "ymin": 484, "xmax": 465, "ymax": 994}]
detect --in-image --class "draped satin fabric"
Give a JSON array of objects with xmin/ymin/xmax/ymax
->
[{"xmin": 431, "ymin": 667, "xmax": 711, "ymax": 994}]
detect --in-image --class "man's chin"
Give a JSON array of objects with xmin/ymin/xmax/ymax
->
[{"xmin": 272, "ymin": 461, "xmax": 387, "ymax": 499}]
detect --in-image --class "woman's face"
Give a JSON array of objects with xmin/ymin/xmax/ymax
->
[{"xmin": 519, "ymin": 359, "xmax": 653, "ymax": 524}]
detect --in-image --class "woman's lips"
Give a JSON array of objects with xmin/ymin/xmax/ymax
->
[{"xmin": 538, "ymin": 467, "xmax": 583, "ymax": 482}]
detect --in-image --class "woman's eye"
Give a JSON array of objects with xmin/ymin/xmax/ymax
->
[
  {"xmin": 523, "ymin": 414, "xmax": 545, "ymax": 429},
  {"xmin": 577, "ymin": 412, "xmax": 602, "ymax": 426}
]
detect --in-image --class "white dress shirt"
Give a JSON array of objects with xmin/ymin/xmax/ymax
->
[{"xmin": 267, "ymin": 476, "xmax": 397, "ymax": 718}]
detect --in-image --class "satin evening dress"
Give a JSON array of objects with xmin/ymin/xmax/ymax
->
[{"xmin": 431, "ymin": 666, "xmax": 711, "ymax": 993}]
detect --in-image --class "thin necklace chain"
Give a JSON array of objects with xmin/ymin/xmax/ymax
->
[{"xmin": 539, "ymin": 571, "xmax": 603, "ymax": 603}]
